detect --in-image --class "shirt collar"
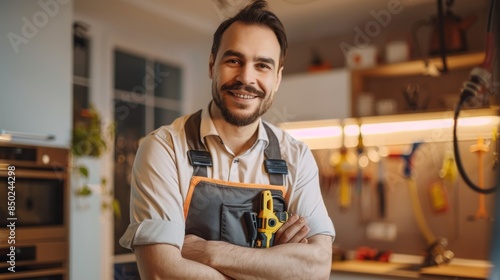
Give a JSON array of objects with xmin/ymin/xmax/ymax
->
[{"xmin": 199, "ymin": 102, "xmax": 269, "ymax": 149}]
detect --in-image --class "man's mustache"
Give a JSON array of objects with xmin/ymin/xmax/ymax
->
[{"xmin": 221, "ymin": 82, "xmax": 265, "ymax": 98}]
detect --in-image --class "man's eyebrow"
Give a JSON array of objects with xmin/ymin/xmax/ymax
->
[
  {"xmin": 222, "ymin": 50, "xmax": 244, "ymax": 59},
  {"xmin": 222, "ymin": 50, "xmax": 276, "ymax": 68},
  {"xmin": 256, "ymin": 57, "xmax": 276, "ymax": 68}
]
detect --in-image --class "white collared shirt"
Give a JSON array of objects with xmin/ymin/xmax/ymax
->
[{"xmin": 119, "ymin": 104, "xmax": 335, "ymax": 250}]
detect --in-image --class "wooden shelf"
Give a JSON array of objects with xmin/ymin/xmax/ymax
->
[
  {"xmin": 354, "ymin": 52, "xmax": 484, "ymax": 77},
  {"xmin": 350, "ymin": 52, "xmax": 485, "ymax": 117}
]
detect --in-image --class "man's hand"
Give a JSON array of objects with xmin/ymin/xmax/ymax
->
[{"xmin": 274, "ymin": 214, "xmax": 309, "ymax": 245}]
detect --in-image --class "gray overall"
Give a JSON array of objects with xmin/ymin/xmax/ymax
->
[{"xmin": 183, "ymin": 110, "xmax": 288, "ymax": 247}]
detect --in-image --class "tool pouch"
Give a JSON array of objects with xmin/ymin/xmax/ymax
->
[{"xmin": 184, "ymin": 176, "xmax": 286, "ymax": 247}]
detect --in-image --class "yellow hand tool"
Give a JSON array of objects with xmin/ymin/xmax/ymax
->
[{"xmin": 255, "ymin": 190, "xmax": 288, "ymax": 248}]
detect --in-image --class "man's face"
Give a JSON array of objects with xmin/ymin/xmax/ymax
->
[{"xmin": 209, "ymin": 22, "xmax": 283, "ymax": 126}]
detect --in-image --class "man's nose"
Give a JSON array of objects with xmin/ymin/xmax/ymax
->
[{"xmin": 236, "ymin": 64, "xmax": 256, "ymax": 85}]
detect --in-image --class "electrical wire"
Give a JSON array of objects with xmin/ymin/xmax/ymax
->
[
  {"xmin": 452, "ymin": 0, "xmax": 498, "ymax": 195},
  {"xmin": 453, "ymin": 100, "xmax": 498, "ymax": 194},
  {"xmin": 486, "ymin": 0, "xmax": 494, "ymax": 32}
]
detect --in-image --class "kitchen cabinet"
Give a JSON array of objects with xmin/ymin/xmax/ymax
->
[
  {"xmin": 263, "ymin": 69, "xmax": 351, "ymax": 124},
  {"xmin": 0, "ymin": 1, "xmax": 72, "ymax": 147},
  {"xmin": 350, "ymin": 52, "xmax": 485, "ymax": 117}
]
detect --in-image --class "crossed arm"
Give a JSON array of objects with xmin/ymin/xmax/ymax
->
[{"xmin": 134, "ymin": 214, "xmax": 333, "ymax": 280}]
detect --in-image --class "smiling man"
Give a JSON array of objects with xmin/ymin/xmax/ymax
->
[
  {"xmin": 211, "ymin": 22, "xmax": 280, "ymax": 128},
  {"xmin": 119, "ymin": 1, "xmax": 335, "ymax": 279}
]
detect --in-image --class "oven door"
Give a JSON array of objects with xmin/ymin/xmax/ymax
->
[
  {"xmin": 0, "ymin": 240, "xmax": 68, "ymax": 280},
  {"xmin": 0, "ymin": 167, "xmax": 68, "ymax": 243}
]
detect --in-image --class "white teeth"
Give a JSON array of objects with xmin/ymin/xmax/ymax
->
[{"xmin": 232, "ymin": 92, "xmax": 255, "ymax": 99}]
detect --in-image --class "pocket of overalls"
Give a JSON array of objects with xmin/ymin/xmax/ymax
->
[{"xmin": 220, "ymin": 203, "xmax": 254, "ymax": 247}]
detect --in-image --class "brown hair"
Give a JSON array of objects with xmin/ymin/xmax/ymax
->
[{"xmin": 210, "ymin": 0, "xmax": 288, "ymax": 67}]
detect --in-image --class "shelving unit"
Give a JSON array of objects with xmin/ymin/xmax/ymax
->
[{"xmin": 350, "ymin": 52, "xmax": 485, "ymax": 117}]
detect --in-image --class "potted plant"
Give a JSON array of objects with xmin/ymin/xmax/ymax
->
[{"xmin": 71, "ymin": 106, "xmax": 120, "ymax": 217}]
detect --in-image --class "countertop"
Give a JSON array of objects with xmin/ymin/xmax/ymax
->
[{"xmin": 332, "ymin": 260, "xmax": 491, "ymax": 279}]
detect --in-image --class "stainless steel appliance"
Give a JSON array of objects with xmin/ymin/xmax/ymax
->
[{"xmin": 0, "ymin": 143, "xmax": 69, "ymax": 280}]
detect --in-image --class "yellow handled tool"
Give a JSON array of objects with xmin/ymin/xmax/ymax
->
[
  {"xmin": 470, "ymin": 136, "xmax": 490, "ymax": 220},
  {"xmin": 255, "ymin": 190, "xmax": 288, "ymax": 248}
]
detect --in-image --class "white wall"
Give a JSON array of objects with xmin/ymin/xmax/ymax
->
[
  {"xmin": 0, "ymin": 0, "xmax": 73, "ymax": 148},
  {"xmin": 264, "ymin": 69, "xmax": 351, "ymax": 124}
]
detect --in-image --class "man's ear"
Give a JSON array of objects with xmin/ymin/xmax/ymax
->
[
  {"xmin": 208, "ymin": 54, "xmax": 215, "ymax": 79},
  {"xmin": 274, "ymin": 66, "xmax": 283, "ymax": 92}
]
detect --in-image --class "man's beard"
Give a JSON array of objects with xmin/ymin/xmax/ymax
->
[{"xmin": 212, "ymin": 81, "xmax": 273, "ymax": 127}]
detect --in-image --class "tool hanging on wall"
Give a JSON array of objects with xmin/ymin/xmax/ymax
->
[
  {"xmin": 355, "ymin": 125, "xmax": 376, "ymax": 221},
  {"xmin": 391, "ymin": 142, "xmax": 437, "ymax": 243},
  {"xmin": 330, "ymin": 121, "xmax": 357, "ymax": 210},
  {"xmin": 376, "ymin": 150, "xmax": 387, "ymax": 219},
  {"xmin": 356, "ymin": 126, "xmax": 367, "ymax": 194},
  {"xmin": 331, "ymin": 146, "xmax": 356, "ymax": 209},
  {"xmin": 439, "ymin": 148, "xmax": 460, "ymax": 240},
  {"xmin": 390, "ymin": 141, "xmax": 454, "ymax": 267},
  {"xmin": 429, "ymin": 153, "xmax": 450, "ymax": 214},
  {"xmin": 469, "ymin": 136, "xmax": 490, "ymax": 220}
]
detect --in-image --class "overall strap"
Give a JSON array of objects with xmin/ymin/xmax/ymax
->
[
  {"xmin": 263, "ymin": 123, "xmax": 287, "ymax": 186},
  {"xmin": 185, "ymin": 110, "xmax": 211, "ymax": 177},
  {"xmin": 185, "ymin": 110, "xmax": 204, "ymax": 151},
  {"xmin": 185, "ymin": 110, "xmax": 287, "ymax": 185}
]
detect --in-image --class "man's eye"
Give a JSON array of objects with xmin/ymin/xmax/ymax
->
[
  {"xmin": 257, "ymin": 63, "xmax": 271, "ymax": 70},
  {"xmin": 227, "ymin": 59, "xmax": 240, "ymax": 65}
]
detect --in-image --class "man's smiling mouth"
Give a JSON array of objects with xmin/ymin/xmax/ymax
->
[
  {"xmin": 229, "ymin": 91, "xmax": 257, "ymax": 99},
  {"xmin": 221, "ymin": 82, "xmax": 265, "ymax": 99}
]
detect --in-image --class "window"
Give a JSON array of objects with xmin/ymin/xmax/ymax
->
[
  {"xmin": 72, "ymin": 22, "xmax": 90, "ymax": 128},
  {"xmin": 113, "ymin": 49, "xmax": 182, "ymax": 255}
]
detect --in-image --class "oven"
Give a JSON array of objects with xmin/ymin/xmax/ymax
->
[{"xmin": 0, "ymin": 143, "xmax": 69, "ymax": 280}]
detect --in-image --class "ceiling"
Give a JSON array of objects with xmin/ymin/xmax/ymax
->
[
  {"xmin": 118, "ymin": 0, "xmax": 488, "ymax": 43},
  {"xmin": 74, "ymin": 0, "xmax": 489, "ymax": 53}
]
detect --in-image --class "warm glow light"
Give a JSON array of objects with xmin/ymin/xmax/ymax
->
[
  {"xmin": 281, "ymin": 110, "xmax": 499, "ymax": 150},
  {"xmin": 360, "ymin": 117, "xmax": 494, "ymax": 135},
  {"xmin": 0, "ymin": 134, "xmax": 12, "ymax": 142},
  {"xmin": 285, "ymin": 126, "xmax": 342, "ymax": 139},
  {"xmin": 457, "ymin": 116, "xmax": 493, "ymax": 127},
  {"xmin": 344, "ymin": 124, "xmax": 360, "ymax": 136}
]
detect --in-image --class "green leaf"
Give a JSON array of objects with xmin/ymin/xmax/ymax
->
[
  {"xmin": 79, "ymin": 166, "xmax": 89, "ymax": 178},
  {"xmin": 76, "ymin": 185, "xmax": 92, "ymax": 196}
]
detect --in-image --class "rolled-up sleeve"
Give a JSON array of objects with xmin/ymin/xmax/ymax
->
[
  {"xmin": 119, "ymin": 219, "xmax": 185, "ymax": 250},
  {"xmin": 306, "ymin": 214, "xmax": 335, "ymax": 241},
  {"xmin": 119, "ymin": 131, "xmax": 186, "ymax": 250}
]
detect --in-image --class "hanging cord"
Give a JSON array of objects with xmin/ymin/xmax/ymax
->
[
  {"xmin": 407, "ymin": 178, "xmax": 436, "ymax": 244},
  {"xmin": 453, "ymin": 0, "xmax": 497, "ymax": 195},
  {"xmin": 436, "ymin": 0, "xmax": 449, "ymax": 73},
  {"xmin": 453, "ymin": 100, "xmax": 498, "ymax": 194}
]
